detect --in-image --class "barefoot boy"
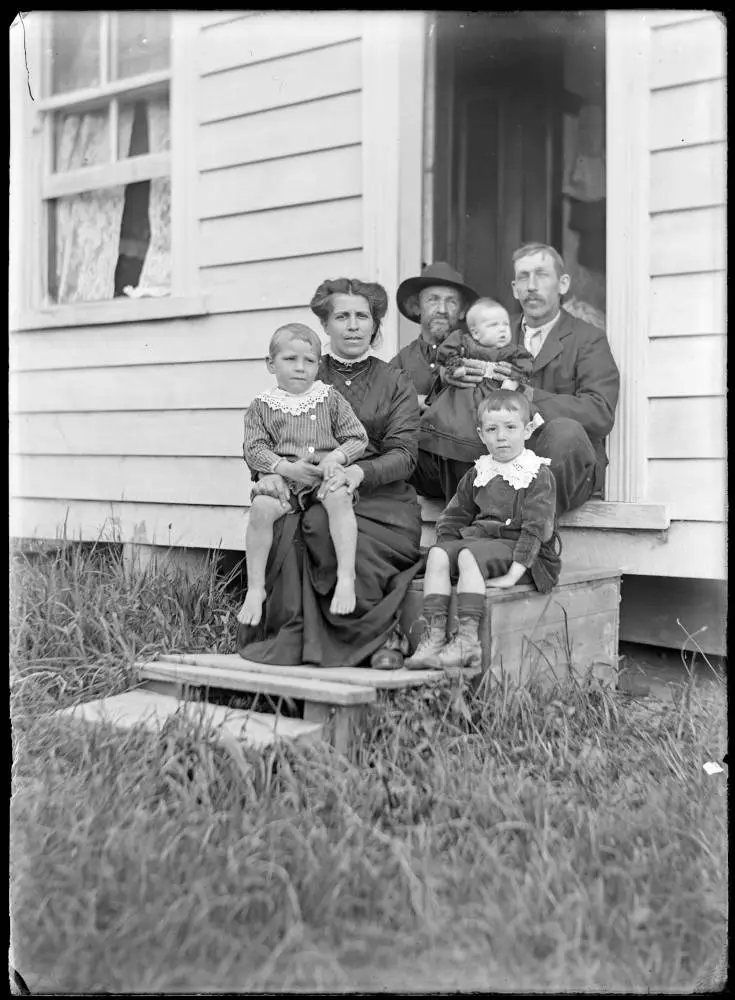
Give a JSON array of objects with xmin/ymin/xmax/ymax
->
[
  {"xmin": 239, "ymin": 323, "xmax": 368, "ymax": 626},
  {"xmin": 406, "ymin": 389, "xmax": 562, "ymax": 671}
]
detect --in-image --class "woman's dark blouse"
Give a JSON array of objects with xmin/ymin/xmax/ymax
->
[{"xmin": 319, "ymin": 355, "xmax": 420, "ymax": 488}]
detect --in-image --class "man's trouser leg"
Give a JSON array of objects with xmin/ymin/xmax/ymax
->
[
  {"xmin": 528, "ymin": 418, "xmax": 597, "ymax": 516},
  {"xmin": 410, "ymin": 449, "xmax": 445, "ymax": 500}
]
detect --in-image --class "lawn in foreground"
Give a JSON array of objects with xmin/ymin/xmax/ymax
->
[{"xmin": 10, "ymin": 543, "xmax": 728, "ymax": 993}]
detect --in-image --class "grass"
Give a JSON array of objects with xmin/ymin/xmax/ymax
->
[{"xmin": 10, "ymin": 540, "xmax": 728, "ymax": 993}]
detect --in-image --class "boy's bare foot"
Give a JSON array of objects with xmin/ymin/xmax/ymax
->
[
  {"xmin": 237, "ymin": 588, "xmax": 266, "ymax": 626},
  {"xmin": 330, "ymin": 576, "xmax": 356, "ymax": 615}
]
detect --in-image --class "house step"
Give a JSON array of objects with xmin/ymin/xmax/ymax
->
[
  {"xmin": 400, "ymin": 565, "xmax": 622, "ymax": 690},
  {"xmin": 137, "ymin": 658, "xmax": 378, "ymax": 706},
  {"xmin": 153, "ymin": 652, "xmax": 445, "ymax": 690},
  {"xmin": 56, "ymin": 688, "xmax": 325, "ymax": 748}
]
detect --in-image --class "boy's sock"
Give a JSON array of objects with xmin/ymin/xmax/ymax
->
[
  {"xmin": 423, "ymin": 593, "xmax": 451, "ymax": 617},
  {"xmin": 455, "ymin": 593, "xmax": 484, "ymax": 621}
]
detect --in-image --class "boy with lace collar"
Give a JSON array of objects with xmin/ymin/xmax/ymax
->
[
  {"xmin": 406, "ymin": 389, "xmax": 561, "ymax": 672},
  {"xmin": 239, "ymin": 323, "xmax": 368, "ymax": 626}
]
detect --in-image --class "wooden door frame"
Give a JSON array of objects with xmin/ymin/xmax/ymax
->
[{"xmin": 416, "ymin": 11, "xmax": 650, "ymax": 503}]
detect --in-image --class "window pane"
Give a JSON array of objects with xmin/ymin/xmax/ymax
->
[
  {"xmin": 114, "ymin": 12, "xmax": 171, "ymax": 79},
  {"xmin": 119, "ymin": 95, "xmax": 171, "ymax": 159},
  {"xmin": 54, "ymin": 108, "xmax": 110, "ymax": 173},
  {"xmin": 50, "ymin": 12, "xmax": 101, "ymax": 94},
  {"xmin": 49, "ymin": 177, "xmax": 172, "ymax": 303}
]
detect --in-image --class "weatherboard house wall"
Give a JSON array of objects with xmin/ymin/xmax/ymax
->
[{"xmin": 9, "ymin": 11, "xmax": 726, "ymax": 593}]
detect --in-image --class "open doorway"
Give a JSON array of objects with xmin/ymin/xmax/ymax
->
[{"xmin": 429, "ymin": 11, "xmax": 606, "ymax": 326}]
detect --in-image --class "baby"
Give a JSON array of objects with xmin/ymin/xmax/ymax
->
[
  {"xmin": 239, "ymin": 323, "xmax": 368, "ymax": 626},
  {"xmin": 407, "ymin": 389, "xmax": 561, "ymax": 672},
  {"xmin": 440, "ymin": 297, "xmax": 533, "ymax": 388},
  {"xmin": 419, "ymin": 298, "xmax": 536, "ymax": 468}
]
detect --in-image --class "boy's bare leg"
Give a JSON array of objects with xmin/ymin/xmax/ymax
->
[
  {"xmin": 238, "ymin": 495, "xmax": 289, "ymax": 626},
  {"xmin": 320, "ymin": 487, "xmax": 358, "ymax": 615}
]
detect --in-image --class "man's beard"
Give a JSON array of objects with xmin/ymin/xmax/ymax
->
[{"xmin": 422, "ymin": 316, "xmax": 452, "ymax": 343}]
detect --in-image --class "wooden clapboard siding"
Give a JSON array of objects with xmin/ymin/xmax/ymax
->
[
  {"xmin": 13, "ymin": 455, "xmax": 251, "ymax": 507},
  {"xmin": 643, "ymin": 11, "xmax": 727, "ymax": 546},
  {"xmin": 9, "ymin": 309, "xmax": 317, "ymax": 372},
  {"xmin": 200, "ymin": 251, "xmax": 363, "ymax": 315},
  {"xmin": 198, "ymin": 40, "xmax": 362, "ymax": 124},
  {"xmin": 11, "ymin": 411, "xmax": 246, "ymax": 458},
  {"xmin": 11, "ymin": 497, "xmax": 727, "ymax": 580},
  {"xmin": 649, "ymin": 14, "xmax": 725, "ymax": 90},
  {"xmin": 645, "ymin": 336, "xmax": 725, "ymax": 398},
  {"xmin": 646, "ymin": 459, "xmax": 726, "ymax": 522},
  {"xmin": 649, "ymin": 80, "xmax": 725, "ymax": 151},
  {"xmin": 198, "ymin": 94, "xmax": 362, "ymax": 171},
  {"xmin": 199, "ymin": 198, "xmax": 363, "ymax": 268},
  {"xmin": 650, "ymin": 206, "xmax": 725, "ymax": 276},
  {"xmin": 11, "ymin": 361, "xmax": 270, "ymax": 413},
  {"xmin": 10, "ymin": 10, "xmax": 368, "ymax": 558},
  {"xmin": 649, "ymin": 272, "xmax": 726, "ymax": 338},
  {"xmin": 200, "ymin": 146, "xmax": 362, "ymax": 219},
  {"xmin": 10, "ymin": 498, "xmax": 248, "ymax": 549},
  {"xmin": 650, "ymin": 143, "xmax": 725, "ymax": 214},
  {"xmin": 647, "ymin": 398, "xmax": 726, "ymax": 459},
  {"xmin": 199, "ymin": 11, "xmax": 361, "ymax": 76}
]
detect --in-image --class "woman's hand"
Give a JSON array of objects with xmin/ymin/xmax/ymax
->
[
  {"xmin": 250, "ymin": 473, "xmax": 291, "ymax": 507},
  {"xmin": 317, "ymin": 464, "xmax": 364, "ymax": 500}
]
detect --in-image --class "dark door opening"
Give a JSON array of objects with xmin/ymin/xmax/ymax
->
[{"xmin": 432, "ymin": 11, "xmax": 606, "ymax": 323}]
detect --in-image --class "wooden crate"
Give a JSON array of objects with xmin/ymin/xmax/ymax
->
[{"xmin": 400, "ymin": 567, "xmax": 621, "ymax": 688}]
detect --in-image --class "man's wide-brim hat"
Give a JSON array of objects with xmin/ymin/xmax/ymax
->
[{"xmin": 396, "ymin": 262, "xmax": 480, "ymax": 323}]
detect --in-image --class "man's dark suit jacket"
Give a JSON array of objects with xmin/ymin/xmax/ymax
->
[{"xmin": 513, "ymin": 310, "xmax": 620, "ymax": 492}]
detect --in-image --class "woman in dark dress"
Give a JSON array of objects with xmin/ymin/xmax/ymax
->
[{"xmin": 237, "ymin": 278, "xmax": 423, "ymax": 668}]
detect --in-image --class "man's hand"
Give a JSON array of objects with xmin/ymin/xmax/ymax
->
[
  {"xmin": 277, "ymin": 459, "xmax": 322, "ymax": 487},
  {"xmin": 443, "ymin": 358, "xmax": 486, "ymax": 387},
  {"xmin": 417, "ymin": 394, "xmax": 428, "ymax": 413},
  {"xmin": 484, "ymin": 361, "xmax": 517, "ymax": 383}
]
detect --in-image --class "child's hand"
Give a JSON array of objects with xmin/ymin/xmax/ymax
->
[
  {"xmin": 282, "ymin": 459, "xmax": 322, "ymax": 487},
  {"xmin": 500, "ymin": 378, "xmax": 519, "ymax": 391},
  {"xmin": 486, "ymin": 574, "xmax": 520, "ymax": 589}
]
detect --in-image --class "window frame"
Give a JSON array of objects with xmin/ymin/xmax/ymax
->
[{"xmin": 11, "ymin": 12, "xmax": 206, "ymax": 331}]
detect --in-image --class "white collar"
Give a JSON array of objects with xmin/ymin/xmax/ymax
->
[
  {"xmin": 257, "ymin": 380, "xmax": 331, "ymax": 414},
  {"xmin": 324, "ymin": 346, "xmax": 373, "ymax": 364},
  {"xmin": 474, "ymin": 448, "xmax": 551, "ymax": 490},
  {"xmin": 522, "ymin": 311, "xmax": 561, "ymax": 336}
]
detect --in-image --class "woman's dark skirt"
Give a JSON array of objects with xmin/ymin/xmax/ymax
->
[{"xmin": 237, "ymin": 481, "xmax": 423, "ymax": 668}]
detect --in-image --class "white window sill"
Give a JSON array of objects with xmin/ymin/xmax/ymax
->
[{"xmin": 12, "ymin": 295, "xmax": 209, "ymax": 331}]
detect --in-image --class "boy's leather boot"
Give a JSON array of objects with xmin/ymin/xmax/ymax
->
[
  {"xmin": 434, "ymin": 594, "xmax": 484, "ymax": 672},
  {"xmin": 404, "ymin": 594, "xmax": 450, "ymax": 670}
]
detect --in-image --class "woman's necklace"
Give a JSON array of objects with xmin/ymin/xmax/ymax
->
[{"xmin": 327, "ymin": 354, "xmax": 373, "ymax": 387}]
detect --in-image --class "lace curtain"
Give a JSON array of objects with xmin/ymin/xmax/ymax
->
[
  {"xmin": 137, "ymin": 97, "xmax": 172, "ymax": 293},
  {"xmin": 54, "ymin": 107, "xmax": 134, "ymax": 303}
]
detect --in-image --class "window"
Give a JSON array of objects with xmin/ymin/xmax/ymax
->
[{"xmin": 41, "ymin": 12, "xmax": 172, "ymax": 305}]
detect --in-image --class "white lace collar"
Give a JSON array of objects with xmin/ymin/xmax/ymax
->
[
  {"xmin": 324, "ymin": 347, "xmax": 373, "ymax": 365},
  {"xmin": 473, "ymin": 448, "xmax": 551, "ymax": 490},
  {"xmin": 256, "ymin": 380, "xmax": 331, "ymax": 415}
]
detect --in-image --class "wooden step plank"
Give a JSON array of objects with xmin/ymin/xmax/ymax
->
[
  {"xmin": 57, "ymin": 689, "xmax": 324, "ymax": 747},
  {"xmin": 138, "ymin": 660, "xmax": 377, "ymax": 706},
  {"xmin": 419, "ymin": 497, "xmax": 669, "ymax": 531},
  {"xmin": 151, "ymin": 653, "xmax": 445, "ymax": 690}
]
